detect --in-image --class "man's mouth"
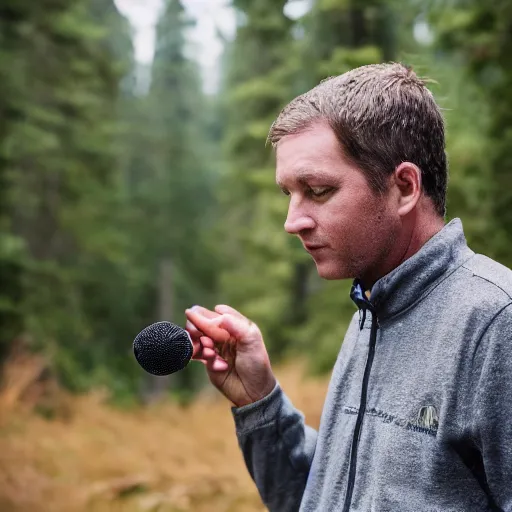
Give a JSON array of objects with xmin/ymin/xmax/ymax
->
[{"xmin": 304, "ymin": 244, "xmax": 326, "ymax": 252}]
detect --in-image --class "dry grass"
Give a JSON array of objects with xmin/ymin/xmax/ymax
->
[
  {"xmin": 0, "ymin": 361, "xmax": 329, "ymax": 512},
  {"xmin": 0, "ymin": 341, "xmax": 49, "ymax": 412}
]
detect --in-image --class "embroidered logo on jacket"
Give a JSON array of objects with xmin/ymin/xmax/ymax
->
[
  {"xmin": 416, "ymin": 405, "xmax": 439, "ymax": 430},
  {"xmin": 342, "ymin": 405, "xmax": 439, "ymax": 436}
]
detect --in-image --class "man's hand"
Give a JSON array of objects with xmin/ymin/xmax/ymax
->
[{"xmin": 185, "ymin": 305, "xmax": 276, "ymax": 407}]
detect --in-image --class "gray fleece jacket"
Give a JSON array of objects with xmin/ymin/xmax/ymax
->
[{"xmin": 232, "ymin": 218, "xmax": 512, "ymax": 511}]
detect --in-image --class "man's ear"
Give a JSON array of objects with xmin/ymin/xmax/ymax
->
[{"xmin": 393, "ymin": 162, "xmax": 421, "ymax": 217}]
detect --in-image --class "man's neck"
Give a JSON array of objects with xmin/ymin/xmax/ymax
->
[
  {"xmin": 364, "ymin": 213, "xmax": 445, "ymax": 290},
  {"xmin": 399, "ymin": 214, "xmax": 446, "ymax": 265}
]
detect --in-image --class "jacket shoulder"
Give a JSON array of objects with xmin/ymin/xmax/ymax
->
[{"xmin": 462, "ymin": 254, "xmax": 512, "ymax": 301}]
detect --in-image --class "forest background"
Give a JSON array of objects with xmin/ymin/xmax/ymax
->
[{"xmin": 0, "ymin": 0, "xmax": 511, "ymax": 510}]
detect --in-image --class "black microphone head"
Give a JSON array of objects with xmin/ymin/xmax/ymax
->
[{"xmin": 133, "ymin": 321, "xmax": 193, "ymax": 376}]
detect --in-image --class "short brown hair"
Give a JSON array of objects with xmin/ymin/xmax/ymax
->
[{"xmin": 268, "ymin": 63, "xmax": 447, "ymax": 217}]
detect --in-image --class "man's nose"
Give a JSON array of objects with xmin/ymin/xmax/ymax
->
[{"xmin": 284, "ymin": 201, "xmax": 315, "ymax": 234}]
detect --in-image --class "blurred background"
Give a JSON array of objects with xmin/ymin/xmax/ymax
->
[{"xmin": 0, "ymin": 0, "xmax": 510, "ymax": 510}]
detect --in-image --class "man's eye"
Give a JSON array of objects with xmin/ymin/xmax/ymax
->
[
  {"xmin": 281, "ymin": 188, "xmax": 290, "ymax": 196},
  {"xmin": 308, "ymin": 187, "xmax": 333, "ymax": 198}
]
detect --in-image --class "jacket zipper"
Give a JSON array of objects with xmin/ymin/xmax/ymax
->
[{"xmin": 342, "ymin": 310, "xmax": 379, "ymax": 512}]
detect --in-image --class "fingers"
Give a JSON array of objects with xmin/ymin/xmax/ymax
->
[
  {"xmin": 185, "ymin": 305, "xmax": 254, "ymax": 373},
  {"xmin": 186, "ymin": 306, "xmax": 230, "ymax": 373},
  {"xmin": 207, "ymin": 357, "xmax": 229, "ymax": 372},
  {"xmin": 192, "ymin": 336, "xmax": 229, "ymax": 372},
  {"xmin": 186, "ymin": 319, "xmax": 203, "ymax": 340},
  {"xmin": 187, "ymin": 319, "xmax": 216, "ymax": 343},
  {"xmin": 187, "ymin": 307, "xmax": 256, "ymax": 347},
  {"xmin": 214, "ymin": 307, "xmax": 257, "ymax": 343},
  {"xmin": 192, "ymin": 339, "xmax": 202, "ymax": 358},
  {"xmin": 215, "ymin": 304, "xmax": 245, "ymax": 320},
  {"xmin": 189, "ymin": 305, "xmax": 219, "ymax": 319},
  {"xmin": 185, "ymin": 306, "xmax": 220, "ymax": 339},
  {"xmin": 216, "ymin": 313, "xmax": 254, "ymax": 341},
  {"xmin": 191, "ymin": 335, "xmax": 214, "ymax": 359},
  {"xmin": 187, "ymin": 305, "xmax": 244, "ymax": 339},
  {"xmin": 199, "ymin": 336, "xmax": 214, "ymax": 349},
  {"xmin": 185, "ymin": 309, "xmax": 231, "ymax": 342}
]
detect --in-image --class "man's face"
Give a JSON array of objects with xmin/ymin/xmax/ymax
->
[{"xmin": 275, "ymin": 121, "xmax": 401, "ymax": 282}]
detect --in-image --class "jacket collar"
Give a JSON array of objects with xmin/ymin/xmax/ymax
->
[{"xmin": 350, "ymin": 218, "xmax": 474, "ymax": 321}]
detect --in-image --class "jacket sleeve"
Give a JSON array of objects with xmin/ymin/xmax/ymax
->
[
  {"xmin": 232, "ymin": 382, "xmax": 318, "ymax": 512},
  {"xmin": 467, "ymin": 302, "xmax": 512, "ymax": 511}
]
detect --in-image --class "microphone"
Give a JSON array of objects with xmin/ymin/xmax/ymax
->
[{"xmin": 133, "ymin": 321, "xmax": 193, "ymax": 376}]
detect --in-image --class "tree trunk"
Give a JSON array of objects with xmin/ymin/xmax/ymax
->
[{"xmin": 140, "ymin": 258, "xmax": 174, "ymax": 404}]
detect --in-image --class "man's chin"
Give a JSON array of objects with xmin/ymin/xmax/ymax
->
[{"xmin": 315, "ymin": 261, "xmax": 352, "ymax": 281}]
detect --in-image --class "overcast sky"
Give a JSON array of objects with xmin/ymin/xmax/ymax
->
[
  {"xmin": 114, "ymin": 0, "xmax": 236, "ymax": 93},
  {"xmin": 114, "ymin": 0, "xmax": 311, "ymax": 93}
]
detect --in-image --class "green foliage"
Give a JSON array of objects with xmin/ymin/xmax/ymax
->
[
  {"xmin": 217, "ymin": 0, "xmax": 304, "ymax": 359},
  {"xmin": 0, "ymin": 0, "xmax": 218, "ymax": 400},
  {"xmin": 429, "ymin": 0, "xmax": 512, "ymax": 267},
  {"xmin": 2, "ymin": 0, "xmax": 511, "ymax": 399},
  {"xmin": 121, "ymin": 0, "xmax": 221, "ymax": 394},
  {"xmin": 298, "ymin": 0, "xmax": 394, "ymax": 88},
  {"xmin": 0, "ymin": 0, "xmax": 128, "ymax": 376}
]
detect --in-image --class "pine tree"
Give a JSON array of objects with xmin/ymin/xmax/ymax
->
[
  {"xmin": 122, "ymin": 0, "xmax": 219, "ymax": 399},
  {"xmin": 431, "ymin": 0, "xmax": 512, "ymax": 268},
  {"xmin": 218, "ymin": 0, "xmax": 305, "ymax": 358},
  {"xmin": 0, "ymin": 1, "xmax": 27, "ymax": 363},
  {"xmin": 301, "ymin": 0, "xmax": 392, "ymax": 88},
  {"xmin": 0, "ymin": 0, "xmax": 136, "ymax": 393}
]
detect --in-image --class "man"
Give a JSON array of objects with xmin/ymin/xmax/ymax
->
[{"xmin": 185, "ymin": 63, "xmax": 512, "ymax": 511}]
